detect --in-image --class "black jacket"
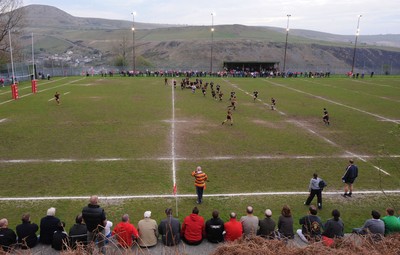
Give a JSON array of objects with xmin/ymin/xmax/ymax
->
[
  {"xmin": 16, "ymin": 222, "xmax": 39, "ymax": 248},
  {"xmin": 39, "ymin": 216, "xmax": 60, "ymax": 244},
  {"xmin": 82, "ymin": 204, "xmax": 106, "ymax": 232},
  {"xmin": 205, "ymin": 218, "xmax": 224, "ymax": 243}
]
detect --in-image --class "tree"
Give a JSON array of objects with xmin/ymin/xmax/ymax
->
[
  {"xmin": 112, "ymin": 35, "xmax": 129, "ymax": 68},
  {"xmin": 0, "ymin": 0, "xmax": 24, "ymax": 54}
]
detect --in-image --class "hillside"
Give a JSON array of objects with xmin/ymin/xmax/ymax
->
[{"xmin": 16, "ymin": 5, "xmax": 400, "ymax": 74}]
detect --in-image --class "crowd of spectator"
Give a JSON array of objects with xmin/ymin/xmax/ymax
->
[{"xmin": 1, "ymin": 196, "xmax": 400, "ymax": 253}]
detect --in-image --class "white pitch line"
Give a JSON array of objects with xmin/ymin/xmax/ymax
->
[
  {"xmin": 1, "ymin": 154, "xmax": 400, "ymax": 164},
  {"xmin": 0, "ymin": 118, "xmax": 7, "ymax": 123},
  {"xmin": 64, "ymin": 92, "xmax": 70, "ymax": 95},
  {"xmin": 1, "ymin": 190, "xmax": 400, "ymax": 201},
  {"xmin": 171, "ymin": 78, "xmax": 177, "ymax": 194}
]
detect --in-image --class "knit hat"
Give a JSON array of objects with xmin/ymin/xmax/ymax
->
[{"xmin": 144, "ymin": 211, "xmax": 151, "ymax": 218}]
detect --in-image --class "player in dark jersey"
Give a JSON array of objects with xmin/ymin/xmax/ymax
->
[
  {"xmin": 218, "ymin": 90, "xmax": 223, "ymax": 101},
  {"xmin": 216, "ymin": 84, "xmax": 220, "ymax": 93},
  {"xmin": 323, "ymin": 108, "xmax": 330, "ymax": 125},
  {"xmin": 202, "ymin": 86, "xmax": 206, "ymax": 96},
  {"xmin": 54, "ymin": 92, "xmax": 60, "ymax": 105},
  {"xmin": 222, "ymin": 108, "xmax": 233, "ymax": 126},
  {"xmin": 271, "ymin": 97, "xmax": 276, "ymax": 110},
  {"xmin": 228, "ymin": 96, "xmax": 237, "ymax": 110},
  {"xmin": 253, "ymin": 91, "xmax": 258, "ymax": 101},
  {"xmin": 211, "ymin": 89, "xmax": 217, "ymax": 100}
]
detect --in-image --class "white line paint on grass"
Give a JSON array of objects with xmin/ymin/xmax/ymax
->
[
  {"xmin": 171, "ymin": 82, "xmax": 177, "ymax": 194},
  {"xmin": 2, "ymin": 154, "xmax": 399, "ymax": 164},
  {"xmin": 0, "ymin": 118, "xmax": 7, "ymax": 123},
  {"xmin": 1, "ymin": 190, "xmax": 400, "ymax": 201}
]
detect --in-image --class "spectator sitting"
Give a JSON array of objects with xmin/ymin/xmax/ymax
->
[
  {"xmin": 352, "ymin": 210, "xmax": 385, "ymax": 240},
  {"xmin": 104, "ymin": 219, "xmax": 113, "ymax": 243},
  {"xmin": 297, "ymin": 205, "xmax": 323, "ymax": 243},
  {"xmin": 322, "ymin": 209, "xmax": 344, "ymax": 239},
  {"xmin": 52, "ymin": 221, "xmax": 68, "ymax": 251},
  {"xmin": 68, "ymin": 214, "xmax": 87, "ymax": 249},
  {"xmin": 39, "ymin": 207, "xmax": 61, "ymax": 245},
  {"xmin": 277, "ymin": 205, "xmax": 294, "ymax": 239},
  {"xmin": 112, "ymin": 214, "xmax": 139, "ymax": 248},
  {"xmin": 158, "ymin": 208, "xmax": 181, "ymax": 246},
  {"xmin": 382, "ymin": 208, "xmax": 400, "ymax": 235},
  {"xmin": 205, "ymin": 210, "xmax": 225, "ymax": 243},
  {"xmin": 181, "ymin": 207, "xmax": 205, "ymax": 245},
  {"xmin": 240, "ymin": 206, "xmax": 259, "ymax": 238},
  {"xmin": 224, "ymin": 212, "xmax": 243, "ymax": 242},
  {"xmin": 16, "ymin": 213, "xmax": 39, "ymax": 249},
  {"xmin": 0, "ymin": 218, "xmax": 17, "ymax": 252},
  {"xmin": 137, "ymin": 211, "xmax": 159, "ymax": 248},
  {"xmin": 257, "ymin": 209, "xmax": 276, "ymax": 239}
]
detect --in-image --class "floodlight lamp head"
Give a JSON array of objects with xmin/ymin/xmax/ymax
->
[
  {"xmin": 211, "ymin": 28, "xmax": 215, "ymax": 32},
  {"xmin": 132, "ymin": 11, "xmax": 137, "ymax": 16},
  {"xmin": 132, "ymin": 27, "xmax": 135, "ymax": 31},
  {"xmin": 211, "ymin": 12, "xmax": 216, "ymax": 16}
]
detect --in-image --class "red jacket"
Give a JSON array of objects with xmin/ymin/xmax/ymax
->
[
  {"xmin": 181, "ymin": 213, "xmax": 205, "ymax": 242},
  {"xmin": 224, "ymin": 218, "xmax": 243, "ymax": 241},
  {"xmin": 112, "ymin": 221, "xmax": 139, "ymax": 248}
]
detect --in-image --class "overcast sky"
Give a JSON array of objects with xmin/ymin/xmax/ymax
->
[{"xmin": 23, "ymin": 0, "xmax": 399, "ymax": 35}]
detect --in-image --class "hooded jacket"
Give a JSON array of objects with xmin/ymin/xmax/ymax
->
[{"xmin": 181, "ymin": 213, "xmax": 205, "ymax": 242}]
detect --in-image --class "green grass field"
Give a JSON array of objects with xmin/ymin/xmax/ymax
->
[{"xmin": 0, "ymin": 75, "xmax": 399, "ymax": 233}]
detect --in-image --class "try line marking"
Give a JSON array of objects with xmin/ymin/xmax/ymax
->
[{"xmin": 1, "ymin": 190, "xmax": 400, "ymax": 201}]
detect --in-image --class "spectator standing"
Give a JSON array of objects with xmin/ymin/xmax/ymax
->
[
  {"xmin": 277, "ymin": 205, "xmax": 294, "ymax": 239},
  {"xmin": 39, "ymin": 207, "xmax": 60, "ymax": 245},
  {"xmin": 0, "ymin": 218, "xmax": 17, "ymax": 252},
  {"xmin": 304, "ymin": 173, "xmax": 323, "ymax": 209},
  {"xmin": 352, "ymin": 210, "xmax": 385, "ymax": 240},
  {"xmin": 158, "ymin": 208, "xmax": 181, "ymax": 246},
  {"xmin": 224, "ymin": 212, "xmax": 243, "ymax": 242},
  {"xmin": 82, "ymin": 195, "xmax": 107, "ymax": 253},
  {"xmin": 52, "ymin": 221, "xmax": 68, "ymax": 251},
  {"xmin": 240, "ymin": 206, "xmax": 259, "ymax": 238},
  {"xmin": 322, "ymin": 209, "xmax": 344, "ymax": 239},
  {"xmin": 297, "ymin": 205, "xmax": 323, "ymax": 243},
  {"xmin": 137, "ymin": 211, "xmax": 159, "ymax": 248},
  {"xmin": 257, "ymin": 209, "xmax": 276, "ymax": 239},
  {"xmin": 191, "ymin": 166, "xmax": 208, "ymax": 204},
  {"xmin": 342, "ymin": 159, "xmax": 358, "ymax": 197},
  {"xmin": 112, "ymin": 214, "xmax": 139, "ymax": 248},
  {"xmin": 382, "ymin": 208, "xmax": 400, "ymax": 235},
  {"xmin": 16, "ymin": 213, "xmax": 39, "ymax": 249},
  {"xmin": 205, "ymin": 210, "xmax": 225, "ymax": 243},
  {"xmin": 181, "ymin": 207, "xmax": 205, "ymax": 245},
  {"xmin": 68, "ymin": 214, "xmax": 87, "ymax": 249}
]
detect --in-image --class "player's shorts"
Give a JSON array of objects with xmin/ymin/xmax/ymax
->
[
  {"xmin": 227, "ymin": 115, "xmax": 231, "ymax": 120},
  {"xmin": 343, "ymin": 178, "xmax": 355, "ymax": 184}
]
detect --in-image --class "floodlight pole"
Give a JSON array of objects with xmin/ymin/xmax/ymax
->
[
  {"xmin": 210, "ymin": 13, "xmax": 215, "ymax": 75},
  {"xmin": 32, "ymin": 33, "xmax": 36, "ymax": 80},
  {"xmin": 8, "ymin": 30, "xmax": 15, "ymax": 84},
  {"xmin": 351, "ymin": 15, "xmax": 362, "ymax": 74},
  {"xmin": 282, "ymin": 14, "xmax": 291, "ymax": 77},
  {"xmin": 131, "ymin": 12, "xmax": 136, "ymax": 76}
]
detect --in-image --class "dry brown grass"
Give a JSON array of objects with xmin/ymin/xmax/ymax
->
[{"xmin": 210, "ymin": 234, "xmax": 400, "ymax": 255}]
